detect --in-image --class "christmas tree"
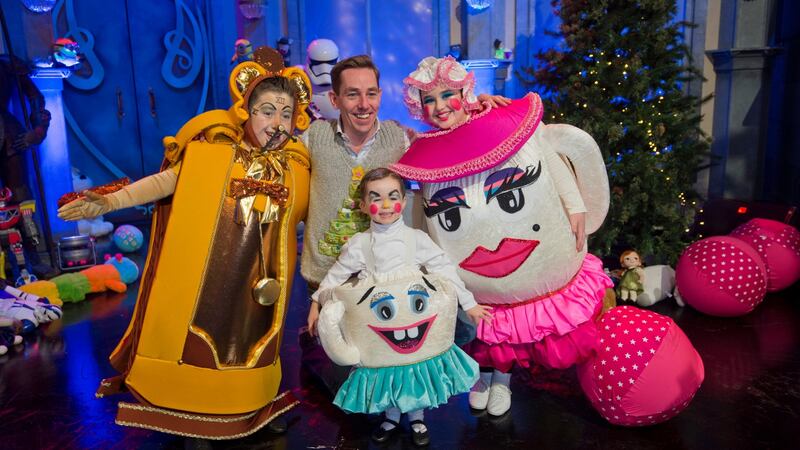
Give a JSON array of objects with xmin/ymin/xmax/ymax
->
[
  {"xmin": 526, "ymin": 0, "xmax": 710, "ymax": 264},
  {"xmin": 318, "ymin": 165, "xmax": 371, "ymax": 258}
]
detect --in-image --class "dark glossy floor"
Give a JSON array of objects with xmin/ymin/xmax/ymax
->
[{"xmin": 1, "ymin": 235, "xmax": 799, "ymax": 450}]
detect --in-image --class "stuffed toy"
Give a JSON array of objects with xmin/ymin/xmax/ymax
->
[
  {"xmin": 616, "ymin": 250, "xmax": 645, "ymax": 302},
  {"xmin": 635, "ymin": 265, "xmax": 679, "ymax": 307},
  {"xmin": 0, "ymin": 278, "xmax": 62, "ymax": 333},
  {"xmin": 0, "ymin": 316, "xmax": 23, "ymax": 355},
  {"xmin": 71, "ymin": 167, "xmax": 113, "ymax": 237},
  {"xmin": 20, "ymin": 254, "xmax": 139, "ymax": 303}
]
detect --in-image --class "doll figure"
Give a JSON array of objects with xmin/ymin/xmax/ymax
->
[
  {"xmin": 616, "ymin": 250, "xmax": 645, "ymax": 302},
  {"xmin": 391, "ymin": 56, "xmax": 613, "ymax": 416},
  {"xmin": 315, "ymin": 168, "xmax": 484, "ymax": 446}
]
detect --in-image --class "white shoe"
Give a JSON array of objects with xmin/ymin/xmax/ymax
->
[
  {"xmin": 486, "ymin": 383, "xmax": 511, "ymax": 416},
  {"xmin": 468, "ymin": 378, "xmax": 490, "ymax": 410}
]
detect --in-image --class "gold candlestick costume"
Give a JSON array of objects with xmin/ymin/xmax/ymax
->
[{"xmin": 95, "ymin": 48, "xmax": 312, "ymax": 439}]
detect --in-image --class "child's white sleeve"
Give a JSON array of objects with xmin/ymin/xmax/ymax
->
[
  {"xmin": 415, "ymin": 231, "xmax": 478, "ymax": 311},
  {"xmin": 312, "ymin": 235, "xmax": 366, "ymax": 304},
  {"xmin": 543, "ymin": 146, "xmax": 587, "ymax": 215}
]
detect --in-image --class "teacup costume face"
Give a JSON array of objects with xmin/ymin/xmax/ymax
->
[{"xmin": 329, "ymin": 270, "xmax": 457, "ymax": 367}]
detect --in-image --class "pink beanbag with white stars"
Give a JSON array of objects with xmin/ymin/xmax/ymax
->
[
  {"xmin": 577, "ymin": 306, "xmax": 704, "ymax": 426},
  {"xmin": 675, "ymin": 236, "xmax": 767, "ymax": 317},
  {"xmin": 729, "ymin": 218, "xmax": 800, "ymax": 292}
]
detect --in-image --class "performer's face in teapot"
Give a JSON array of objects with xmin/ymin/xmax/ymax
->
[
  {"xmin": 248, "ymin": 89, "xmax": 294, "ymax": 149},
  {"xmin": 421, "ymin": 85, "xmax": 470, "ymax": 130},
  {"xmin": 360, "ymin": 175, "xmax": 407, "ymax": 225}
]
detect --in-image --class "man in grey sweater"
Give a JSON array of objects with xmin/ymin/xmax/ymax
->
[{"xmin": 300, "ymin": 55, "xmax": 409, "ymax": 335}]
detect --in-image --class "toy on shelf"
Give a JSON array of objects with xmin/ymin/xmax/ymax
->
[
  {"xmin": 20, "ymin": 253, "xmax": 139, "ymax": 304},
  {"xmin": 0, "ymin": 187, "xmax": 40, "ymax": 286},
  {"xmin": 230, "ymin": 38, "xmax": 253, "ymax": 65}
]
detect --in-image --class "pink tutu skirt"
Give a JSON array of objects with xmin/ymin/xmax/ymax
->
[{"xmin": 465, "ymin": 253, "xmax": 613, "ymax": 372}]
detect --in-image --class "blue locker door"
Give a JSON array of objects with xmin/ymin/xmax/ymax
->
[
  {"xmin": 54, "ymin": 0, "xmax": 211, "ymax": 187},
  {"xmin": 125, "ymin": 0, "xmax": 211, "ymax": 175},
  {"xmin": 54, "ymin": 0, "xmax": 145, "ymax": 183}
]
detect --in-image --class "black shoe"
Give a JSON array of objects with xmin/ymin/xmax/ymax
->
[
  {"xmin": 371, "ymin": 417, "xmax": 401, "ymax": 443},
  {"xmin": 265, "ymin": 416, "xmax": 288, "ymax": 434},
  {"xmin": 409, "ymin": 420, "xmax": 430, "ymax": 447}
]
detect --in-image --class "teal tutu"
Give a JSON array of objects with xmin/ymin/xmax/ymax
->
[{"xmin": 333, "ymin": 345, "xmax": 479, "ymax": 414}]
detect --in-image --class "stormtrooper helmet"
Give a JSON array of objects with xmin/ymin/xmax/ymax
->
[{"xmin": 306, "ymin": 38, "xmax": 339, "ymax": 87}]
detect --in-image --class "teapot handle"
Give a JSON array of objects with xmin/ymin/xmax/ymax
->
[
  {"xmin": 539, "ymin": 123, "xmax": 610, "ymax": 234},
  {"xmin": 318, "ymin": 301, "xmax": 361, "ymax": 366}
]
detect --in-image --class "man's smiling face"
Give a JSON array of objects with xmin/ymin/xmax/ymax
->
[{"xmin": 329, "ymin": 67, "xmax": 382, "ymax": 138}]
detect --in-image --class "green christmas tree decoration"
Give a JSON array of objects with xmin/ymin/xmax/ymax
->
[
  {"xmin": 318, "ymin": 165, "xmax": 371, "ymax": 257},
  {"xmin": 524, "ymin": 0, "xmax": 710, "ymax": 264}
]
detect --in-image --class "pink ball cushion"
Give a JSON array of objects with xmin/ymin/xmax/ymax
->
[
  {"xmin": 676, "ymin": 236, "xmax": 767, "ymax": 317},
  {"xmin": 729, "ymin": 218, "xmax": 800, "ymax": 292},
  {"xmin": 577, "ymin": 306, "xmax": 704, "ymax": 426}
]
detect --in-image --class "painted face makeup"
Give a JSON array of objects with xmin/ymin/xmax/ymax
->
[
  {"xmin": 248, "ymin": 90, "xmax": 294, "ymax": 148},
  {"xmin": 360, "ymin": 177, "xmax": 407, "ymax": 225},
  {"xmin": 421, "ymin": 85, "xmax": 470, "ymax": 130}
]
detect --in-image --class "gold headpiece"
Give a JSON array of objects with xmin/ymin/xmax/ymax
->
[{"xmin": 228, "ymin": 46, "xmax": 312, "ymax": 131}]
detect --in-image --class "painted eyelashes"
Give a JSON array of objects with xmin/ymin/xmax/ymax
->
[
  {"xmin": 483, "ymin": 163, "xmax": 542, "ymax": 204},
  {"xmin": 423, "ymin": 186, "xmax": 470, "ymax": 218}
]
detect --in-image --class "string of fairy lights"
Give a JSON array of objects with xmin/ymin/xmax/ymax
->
[{"xmin": 543, "ymin": 46, "xmax": 698, "ymax": 233}]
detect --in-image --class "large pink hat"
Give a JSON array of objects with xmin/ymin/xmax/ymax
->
[
  {"xmin": 391, "ymin": 93, "xmax": 544, "ymax": 183},
  {"xmin": 403, "ymin": 56, "xmax": 481, "ymax": 120}
]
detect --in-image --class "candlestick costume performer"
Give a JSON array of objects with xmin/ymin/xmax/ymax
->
[{"xmin": 59, "ymin": 47, "xmax": 312, "ymax": 439}]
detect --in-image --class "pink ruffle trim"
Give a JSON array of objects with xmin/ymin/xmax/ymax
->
[
  {"xmin": 390, "ymin": 93, "xmax": 543, "ymax": 183},
  {"xmin": 476, "ymin": 253, "xmax": 613, "ymax": 345},
  {"xmin": 466, "ymin": 319, "xmax": 599, "ymax": 371}
]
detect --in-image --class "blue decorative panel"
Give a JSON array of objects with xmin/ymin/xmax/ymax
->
[
  {"xmin": 53, "ymin": 0, "xmax": 211, "ymax": 200},
  {"xmin": 302, "ymin": 0, "xmax": 433, "ymax": 130}
]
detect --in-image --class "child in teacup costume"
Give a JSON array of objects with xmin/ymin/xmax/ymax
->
[
  {"xmin": 391, "ymin": 56, "xmax": 614, "ymax": 417},
  {"xmin": 314, "ymin": 168, "xmax": 488, "ymax": 446}
]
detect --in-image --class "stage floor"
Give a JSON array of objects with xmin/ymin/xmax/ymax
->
[{"xmin": 1, "ymin": 236, "xmax": 798, "ymax": 449}]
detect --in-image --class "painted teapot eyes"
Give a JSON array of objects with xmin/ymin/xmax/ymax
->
[
  {"xmin": 408, "ymin": 284, "xmax": 430, "ymax": 314},
  {"xmin": 437, "ymin": 209, "xmax": 462, "ymax": 232},
  {"xmin": 369, "ymin": 291, "xmax": 397, "ymax": 321},
  {"xmin": 496, "ymin": 189, "xmax": 525, "ymax": 213}
]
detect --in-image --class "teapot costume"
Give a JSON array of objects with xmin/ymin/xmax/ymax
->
[{"xmin": 391, "ymin": 56, "xmax": 613, "ymax": 412}]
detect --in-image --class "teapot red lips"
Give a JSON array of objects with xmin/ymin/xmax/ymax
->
[{"xmin": 459, "ymin": 238, "xmax": 539, "ymax": 278}]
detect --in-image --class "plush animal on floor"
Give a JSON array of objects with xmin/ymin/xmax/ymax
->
[
  {"xmin": 20, "ymin": 254, "xmax": 139, "ymax": 303},
  {"xmin": 0, "ymin": 279, "xmax": 63, "ymax": 333},
  {"xmin": 71, "ymin": 167, "xmax": 114, "ymax": 237},
  {"xmin": 0, "ymin": 317, "xmax": 23, "ymax": 355},
  {"xmin": 635, "ymin": 265, "xmax": 679, "ymax": 307}
]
